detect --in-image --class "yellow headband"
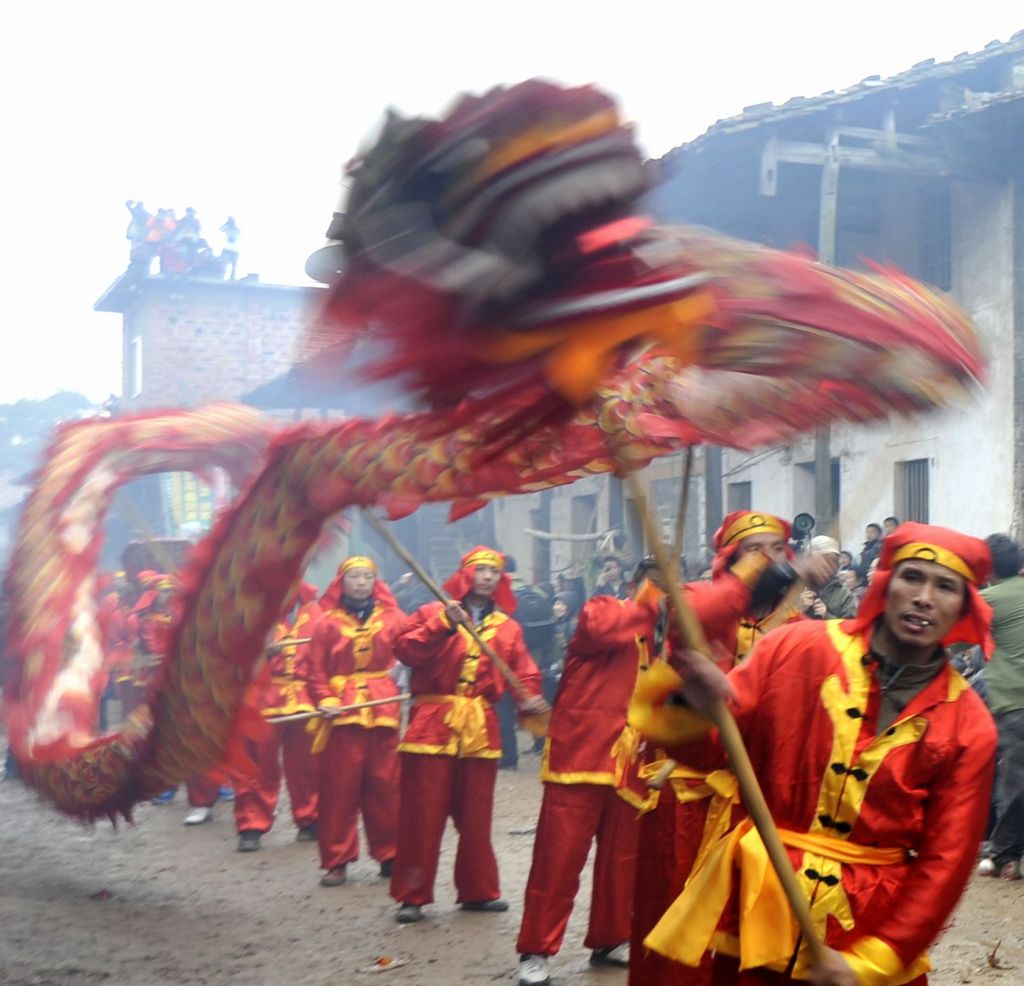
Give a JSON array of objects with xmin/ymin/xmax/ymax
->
[
  {"xmin": 890, "ymin": 543, "xmax": 975, "ymax": 583},
  {"xmin": 720, "ymin": 513, "xmax": 786, "ymax": 548},
  {"xmin": 463, "ymin": 548, "xmax": 505, "ymax": 571},
  {"xmin": 338, "ymin": 556, "xmax": 377, "ymax": 577}
]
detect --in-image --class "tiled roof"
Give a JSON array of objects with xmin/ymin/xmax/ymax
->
[{"xmin": 660, "ymin": 30, "xmax": 1024, "ymax": 163}]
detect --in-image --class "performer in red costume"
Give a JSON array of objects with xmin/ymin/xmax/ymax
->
[
  {"xmin": 516, "ymin": 585, "xmax": 654, "ymax": 984},
  {"xmin": 119, "ymin": 571, "xmax": 173, "ymax": 717},
  {"xmin": 307, "ymin": 557, "xmax": 404, "ymax": 886},
  {"xmin": 390, "ymin": 546, "xmax": 547, "ymax": 923},
  {"xmin": 642, "ymin": 522, "xmax": 997, "ymax": 986},
  {"xmin": 630, "ymin": 511, "xmax": 835, "ymax": 986},
  {"xmin": 234, "ymin": 582, "xmax": 322, "ymax": 852}
]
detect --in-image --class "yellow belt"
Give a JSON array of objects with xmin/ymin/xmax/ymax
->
[
  {"xmin": 639, "ymin": 761, "xmax": 739, "ymax": 870},
  {"xmin": 645, "ymin": 816, "xmax": 906, "ymax": 972},
  {"xmin": 415, "ymin": 693, "xmax": 492, "ymax": 756},
  {"xmin": 308, "ymin": 671, "xmax": 393, "ymax": 752}
]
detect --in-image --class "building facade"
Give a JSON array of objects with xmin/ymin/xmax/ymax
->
[{"xmin": 649, "ymin": 33, "xmax": 1024, "ymax": 549}]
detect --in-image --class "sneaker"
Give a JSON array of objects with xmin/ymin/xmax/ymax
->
[
  {"xmin": 217, "ymin": 785, "xmax": 235, "ymax": 802},
  {"xmin": 460, "ymin": 898, "xmax": 509, "ymax": 912},
  {"xmin": 150, "ymin": 789, "xmax": 176, "ymax": 805},
  {"xmin": 319, "ymin": 866, "xmax": 347, "ymax": 887},
  {"xmin": 591, "ymin": 942, "xmax": 630, "ymax": 967},
  {"xmin": 396, "ymin": 903, "xmax": 423, "ymax": 923},
  {"xmin": 1000, "ymin": 860, "xmax": 1022, "ymax": 881},
  {"xmin": 978, "ymin": 858, "xmax": 996, "ymax": 876},
  {"xmin": 518, "ymin": 954, "xmax": 551, "ymax": 986},
  {"xmin": 184, "ymin": 807, "xmax": 213, "ymax": 826},
  {"xmin": 295, "ymin": 825, "xmax": 318, "ymax": 843},
  {"xmin": 237, "ymin": 831, "xmax": 261, "ymax": 852},
  {"xmin": 379, "ymin": 859, "xmax": 394, "ymax": 878}
]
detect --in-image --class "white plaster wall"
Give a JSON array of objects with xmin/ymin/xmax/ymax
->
[{"xmin": 721, "ymin": 176, "xmax": 1016, "ymax": 550}]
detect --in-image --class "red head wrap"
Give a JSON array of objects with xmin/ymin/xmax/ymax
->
[
  {"xmin": 710, "ymin": 510, "xmax": 793, "ymax": 579},
  {"xmin": 443, "ymin": 545, "xmax": 517, "ymax": 613},
  {"xmin": 844, "ymin": 521, "xmax": 993, "ymax": 654},
  {"xmin": 320, "ymin": 556, "xmax": 397, "ymax": 611}
]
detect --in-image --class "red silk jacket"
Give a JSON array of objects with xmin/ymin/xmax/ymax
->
[
  {"xmin": 307, "ymin": 600, "xmax": 404, "ymax": 729},
  {"xmin": 646, "ymin": 618, "xmax": 997, "ymax": 982},
  {"xmin": 544, "ymin": 570, "xmax": 762, "ymax": 807},
  {"xmin": 394, "ymin": 601, "xmax": 541, "ymax": 758},
  {"xmin": 257, "ymin": 600, "xmax": 323, "ymax": 717}
]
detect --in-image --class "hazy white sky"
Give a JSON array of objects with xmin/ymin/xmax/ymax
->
[{"xmin": 1, "ymin": 1, "xmax": 1020, "ymax": 403}]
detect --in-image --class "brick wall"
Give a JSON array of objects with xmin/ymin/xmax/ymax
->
[{"xmin": 115, "ymin": 277, "xmax": 325, "ymax": 410}]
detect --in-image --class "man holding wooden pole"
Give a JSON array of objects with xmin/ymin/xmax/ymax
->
[
  {"xmin": 642, "ymin": 522, "xmax": 997, "ymax": 986},
  {"xmin": 389, "ymin": 546, "xmax": 546, "ymax": 924}
]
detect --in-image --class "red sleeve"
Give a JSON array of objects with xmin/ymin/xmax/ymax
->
[
  {"xmin": 684, "ymin": 573, "xmax": 752, "ymax": 646},
  {"xmin": 506, "ymin": 622, "xmax": 543, "ymax": 700},
  {"xmin": 379, "ymin": 604, "xmax": 407, "ymax": 648},
  {"xmin": 858, "ymin": 701, "xmax": 997, "ymax": 963},
  {"xmin": 394, "ymin": 603, "xmax": 453, "ymax": 667},
  {"xmin": 306, "ymin": 616, "xmax": 339, "ymax": 706},
  {"xmin": 571, "ymin": 597, "xmax": 647, "ymax": 657},
  {"xmin": 663, "ymin": 623, "xmax": 787, "ymax": 770}
]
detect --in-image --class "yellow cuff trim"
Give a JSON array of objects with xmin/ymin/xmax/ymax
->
[{"xmin": 842, "ymin": 936, "xmax": 931, "ymax": 986}]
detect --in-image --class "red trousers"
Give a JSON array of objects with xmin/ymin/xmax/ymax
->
[
  {"xmin": 186, "ymin": 772, "xmax": 221, "ymax": 808},
  {"xmin": 234, "ymin": 723, "xmax": 318, "ymax": 834},
  {"xmin": 517, "ymin": 782, "xmax": 638, "ymax": 956},
  {"xmin": 710, "ymin": 955, "xmax": 926, "ymax": 985},
  {"xmin": 630, "ymin": 792, "xmax": 713, "ymax": 986},
  {"xmin": 317, "ymin": 725, "xmax": 398, "ymax": 870},
  {"xmin": 390, "ymin": 752, "xmax": 500, "ymax": 906}
]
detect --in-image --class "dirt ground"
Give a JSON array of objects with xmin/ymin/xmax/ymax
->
[{"xmin": 1, "ymin": 739, "xmax": 1023, "ymax": 986}]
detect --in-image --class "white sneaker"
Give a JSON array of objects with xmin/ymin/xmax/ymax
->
[
  {"xmin": 978, "ymin": 857, "xmax": 996, "ymax": 876},
  {"xmin": 518, "ymin": 954, "xmax": 551, "ymax": 985},
  {"xmin": 184, "ymin": 807, "xmax": 213, "ymax": 826}
]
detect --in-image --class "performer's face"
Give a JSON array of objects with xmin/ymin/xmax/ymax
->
[
  {"xmin": 881, "ymin": 560, "xmax": 965, "ymax": 658},
  {"xmin": 343, "ymin": 567, "xmax": 376, "ymax": 602},
  {"xmin": 735, "ymin": 533, "xmax": 787, "ymax": 564},
  {"xmin": 471, "ymin": 564, "xmax": 501, "ymax": 598}
]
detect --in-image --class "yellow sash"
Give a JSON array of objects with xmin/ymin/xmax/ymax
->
[
  {"xmin": 644, "ymin": 817, "xmax": 906, "ymax": 972},
  {"xmin": 638, "ymin": 761, "xmax": 739, "ymax": 871},
  {"xmin": 308, "ymin": 670, "xmax": 393, "ymax": 752},
  {"xmin": 415, "ymin": 693, "xmax": 492, "ymax": 756}
]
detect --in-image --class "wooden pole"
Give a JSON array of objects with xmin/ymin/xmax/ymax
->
[
  {"xmin": 623, "ymin": 471, "xmax": 827, "ymax": 964},
  {"xmin": 672, "ymin": 446, "xmax": 695, "ymax": 561},
  {"xmin": 266, "ymin": 693, "xmax": 411, "ymax": 725},
  {"xmin": 361, "ymin": 510, "xmax": 550, "ymax": 735}
]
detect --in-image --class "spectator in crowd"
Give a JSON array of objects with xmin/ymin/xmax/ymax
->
[
  {"xmin": 860, "ymin": 522, "xmax": 883, "ymax": 571},
  {"xmin": 883, "ymin": 516, "xmax": 900, "ymax": 536},
  {"xmin": 838, "ymin": 549, "xmax": 855, "ymax": 573},
  {"xmin": 838, "ymin": 566, "xmax": 867, "ymax": 604},
  {"xmin": 978, "ymin": 533, "xmax": 1024, "ymax": 881},
  {"xmin": 799, "ymin": 536, "xmax": 858, "ymax": 619},
  {"xmin": 591, "ymin": 555, "xmax": 630, "ymax": 600}
]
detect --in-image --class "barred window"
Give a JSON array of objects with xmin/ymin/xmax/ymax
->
[{"xmin": 895, "ymin": 459, "xmax": 930, "ymax": 523}]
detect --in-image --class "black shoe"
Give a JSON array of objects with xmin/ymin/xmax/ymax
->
[
  {"xmin": 460, "ymin": 898, "xmax": 509, "ymax": 912},
  {"xmin": 396, "ymin": 903, "xmax": 423, "ymax": 923},
  {"xmin": 590, "ymin": 943, "xmax": 629, "ymax": 967},
  {"xmin": 295, "ymin": 824, "xmax": 318, "ymax": 842},
  {"xmin": 319, "ymin": 866, "xmax": 347, "ymax": 887},
  {"xmin": 379, "ymin": 859, "xmax": 394, "ymax": 878},
  {"xmin": 237, "ymin": 831, "xmax": 261, "ymax": 853}
]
